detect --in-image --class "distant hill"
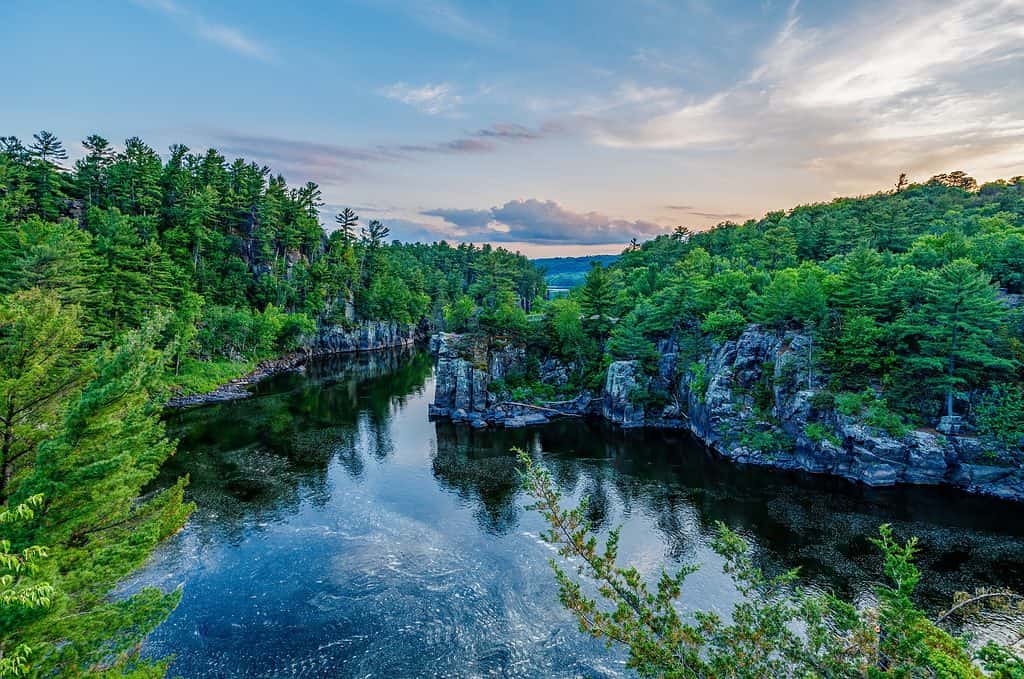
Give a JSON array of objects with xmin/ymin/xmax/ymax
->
[{"xmin": 533, "ymin": 254, "xmax": 620, "ymax": 287}]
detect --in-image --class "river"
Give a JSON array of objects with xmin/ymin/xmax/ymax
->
[{"xmin": 131, "ymin": 348, "xmax": 1024, "ymax": 677}]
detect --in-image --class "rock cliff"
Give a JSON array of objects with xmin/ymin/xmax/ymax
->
[
  {"xmin": 314, "ymin": 320, "xmax": 419, "ymax": 354},
  {"xmin": 429, "ymin": 328, "xmax": 1024, "ymax": 501}
]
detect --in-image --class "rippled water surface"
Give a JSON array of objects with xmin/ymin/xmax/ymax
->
[{"xmin": 134, "ymin": 349, "xmax": 1024, "ymax": 677}]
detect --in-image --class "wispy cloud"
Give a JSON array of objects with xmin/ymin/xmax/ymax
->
[
  {"xmin": 423, "ymin": 199, "xmax": 666, "ymax": 245},
  {"xmin": 372, "ymin": 0, "xmax": 498, "ymax": 44},
  {"xmin": 587, "ymin": 0, "xmax": 1024, "ymax": 185},
  {"xmin": 379, "ymin": 82, "xmax": 463, "ymax": 115},
  {"xmin": 212, "ymin": 122, "xmax": 556, "ymax": 185},
  {"xmin": 685, "ymin": 210, "xmax": 749, "ymax": 221},
  {"xmin": 135, "ymin": 0, "xmax": 275, "ymax": 62}
]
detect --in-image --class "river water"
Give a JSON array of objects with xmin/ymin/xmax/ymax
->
[{"xmin": 133, "ymin": 349, "xmax": 1024, "ymax": 677}]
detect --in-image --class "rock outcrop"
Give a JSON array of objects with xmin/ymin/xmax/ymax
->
[
  {"xmin": 429, "ymin": 333, "xmax": 593, "ymax": 428},
  {"xmin": 430, "ymin": 327, "xmax": 1024, "ymax": 501},
  {"xmin": 599, "ymin": 326, "xmax": 1024, "ymax": 501},
  {"xmin": 315, "ymin": 320, "xmax": 419, "ymax": 354},
  {"xmin": 602, "ymin": 360, "xmax": 645, "ymax": 427}
]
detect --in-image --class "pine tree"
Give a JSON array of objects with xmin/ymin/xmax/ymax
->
[
  {"xmin": 829, "ymin": 245, "xmax": 887, "ymax": 318},
  {"xmin": 579, "ymin": 263, "xmax": 615, "ymax": 344},
  {"xmin": 9, "ymin": 318, "xmax": 192, "ymax": 676},
  {"xmin": 108, "ymin": 137, "xmax": 163, "ymax": 216},
  {"xmin": 0, "ymin": 289, "xmax": 84, "ymax": 503},
  {"xmin": 26, "ymin": 131, "xmax": 68, "ymax": 220},
  {"xmin": 74, "ymin": 134, "xmax": 114, "ymax": 208},
  {"xmin": 334, "ymin": 208, "xmax": 358, "ymax": 245},
  {"xmin": 608, "ymin": 313, "xmax": 657, "ymax": 366},
  {"xmin": 896, "ymin": 260, "xmax": 1013, "ymax": 418}
]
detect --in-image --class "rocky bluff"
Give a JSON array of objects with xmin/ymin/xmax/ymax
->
[{"xmin": 429, "ymin": 327, "xmax": 1024, "ymax": 502}]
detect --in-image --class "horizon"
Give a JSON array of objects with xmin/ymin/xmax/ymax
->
[{"xmin": 3, "ymin": 0, "xmax": 1022, "ymax": 257}]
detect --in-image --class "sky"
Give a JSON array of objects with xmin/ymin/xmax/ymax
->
[{"xmin": 2, "ymin": 0, "xmax": 1023, "ymax": 256}]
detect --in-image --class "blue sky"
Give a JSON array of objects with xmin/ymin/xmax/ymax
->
[{"xmin": 3, "ymin": 0, "xmax": 1022, "ymax": 256}]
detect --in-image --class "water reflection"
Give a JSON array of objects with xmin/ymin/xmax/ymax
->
[{"xmin": 138, "ymin": 349, "xmax": 1024, "ymax": 677}]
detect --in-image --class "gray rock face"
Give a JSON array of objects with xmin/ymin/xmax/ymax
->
[
  {"xmin": 539, "ymin": 359, "xmax": 570, "ymax": 387},
  {"xmin": 430, "ymin": 333, "xmax": 492, "ymax": 418},
  {"xmin": 602, "ymin": 361, "xmax": 646, "ymax": 427},
  {"xmin": 671, "ymin": 326, "xmax": 1024, "ymax": 501},
  {"xmin": 591, "ymin": 325, "xmax": 1024, "ymax": 500},
  {"xmin": 429, "ymin": 333, "xmax": 594, "ymax": 427},
  {"xmin": 315, "ymin": 321, "xmax": 418, "ymax": 354}
]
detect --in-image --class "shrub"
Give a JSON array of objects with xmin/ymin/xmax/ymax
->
[
  {"xmin": 836, "ymin": 391, "xmax": 866, "ymax": 416},
  {"xmin": 688, "ymin": 362, "xmax": 708, "ymax": 403},
  {"xmin": 700, "ymin": 308, "xmax": 747, "ymax": 341},
  {"xmin": 740, "ymin": 425, "xmax": 795, "ymax": 453},
  {"xmin": 805, "ymin": 422, "xmax": 842, "ymax": 447},
  {"xmin": 976, "ymin": 385, "xmax": 1024, "ymax": 450},
  {"xmin": 809, "ymin": 390, "xmax": 836, "ymax": 411},
  {"xmin": 865, "ymin": 398, "xmax": 910, "ymax": 437}
]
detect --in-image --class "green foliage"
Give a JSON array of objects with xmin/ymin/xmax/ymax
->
[
  {"xmin": 608, "ymin": 315, "xmax": 658, "ymax": 367},
  {"xmin": 825, "ymin": 314, "xmax": 883, "ymax": 391},
  {"xmin": 167, "ymin": 357, "xmax": 254, "ymax": 396},
  {"xmin": 836, "ymin": 390, "xmax": 867, "ymax": 416},
  {"xmin": 739, "ymin": 424, "xmax": 796, "ymax": 453},
  {"xmin": 197, "ymin": 305, "xmax": 313, "ymax": 361},
  {"xmin": 895, "ymin": 259, "xmax": 1013, "ymax": 418},
  {"xmin": 688, "ymin": 362, "xmax": 708, "ymax": 404},
  {"xmin": 805, "ymin": 422, "xmax": 842, "ymax": 447},
  {"xmin": 601, "ymin": 174, "xmax": 1021, "ymax": 430},
  {"xmin": 975, "ymin": 385, "xmax": 1024, "ymax": 450},
  {"xmin": 836, "ymin": 390, "xmax": 909, "ymax": 436},
  {"xmin": 520, "ymin": 451, "xmax": 1022, "ymax": 678},
  {"xmin": 542, "ymin": 297, "xmax": 587, "ymax": 362},
  {"xmin": 579, "ymin": 263, "xmax": 615, "ymax": 343},
  {"xmin": 0, "ymin": 293, "xmax": 192, "ymax": 677},
  {"xmin": 809, "ymin": 390, "xmax": 836, "ymax": 411},
  {"xmin": 444, "ymin": 295, "xmax": 478, "ymax": 333},
  {"xmin": 0, "ymin": 495, "xmax": 54, "ymax": 678},
  {"xmin": 700, "ymin": 308, "xmax": 748, "ymax": 341}
]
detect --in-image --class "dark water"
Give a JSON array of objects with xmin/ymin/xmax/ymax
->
[{"xmin": 132, "ymin": 349, "xmax": 1024, "ymax": 677}]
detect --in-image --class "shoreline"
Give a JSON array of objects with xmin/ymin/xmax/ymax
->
[
  {"xmin": 165, "ymin": 320, "xmax": 425, "ymax": 409},
  {"xmin": 165, "ymin": 353, "xmax": 309, "ymax": 409}
]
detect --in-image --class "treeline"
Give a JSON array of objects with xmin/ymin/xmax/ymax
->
[
  {"xmin": 0, "ymin": 130, "xmax": 541, "ymax": 675},
  {"xmin": 532, "ymin": 173, "xmax": 1024, "ymax": 446},
  {"xmin": 0, "ymin": 131, "xmax": 541, "ymax": 365}
]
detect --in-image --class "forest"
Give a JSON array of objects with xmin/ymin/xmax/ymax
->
[
  {"xmin": 508, "ymin": 172, "xmax": 1024, "ymax": 446},
  {"xmin": 0, "ymin": 130, "xmax": 540, "ymax": 676}
]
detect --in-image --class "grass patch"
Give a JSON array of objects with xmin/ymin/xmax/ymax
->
[
  {"xmin": 165, "ymin": 358, "xmax": 254, "ymax": 396},
  {"xmin": 835, "ymin": 390, "xmax": 909, "ymax": 437}
]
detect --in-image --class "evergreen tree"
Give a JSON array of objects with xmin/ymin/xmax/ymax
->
[
  {"xmin": 608, "ymin": 313, "xmax": 657, "ymax": 367},
  {"xmin": 11, "ymin": 318, "xmax": 192, "ymax": 676},
  {"xmin": 108, "ymin": 137, "xmax": 163, "ymax": 217},
  {"xmin": 896, "ymin": 260, "xmax": 1013, "ymax": 418},
  {"xmin": 829, "ymin": 245, "xmax": 887, "ymax": 318},
  {"xmin": 334, "ymin": 208, "xmax": 358, "ymax": 245},
  {"xmin": 25, "ymin": 131, "xmax": 68, "ymax": 220},
  {"xmin": 579, "ymin": 263, "xmax": 615, "ymax": 344},
  {"xmin": 0, "ymin": 290, "xmax": 84, "ymax": 502},
  {"xmin": 74, "ymin": 134, "xmax": 114, "ymax": 208}
]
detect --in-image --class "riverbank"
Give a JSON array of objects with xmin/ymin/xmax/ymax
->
[
  {"xmin": 165, "ymin": 353, "xmax": 308, "ymax": 408},
  {"xmin": 428, "ymin": 329, "xmax": 1024, "ymax": 502},
  {"xmin": 165, "ymin": 320, "xmax": 423, "ymax": 408}
]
